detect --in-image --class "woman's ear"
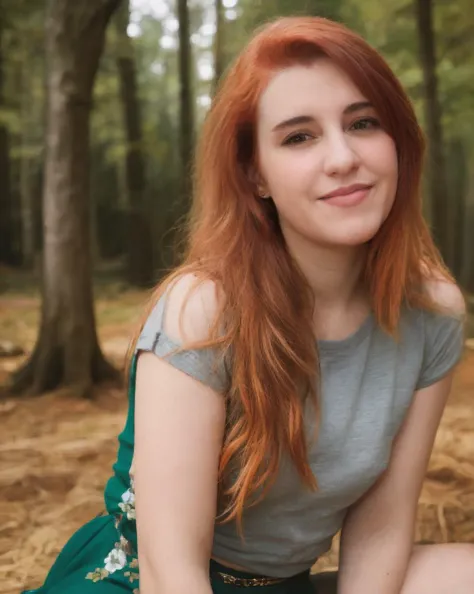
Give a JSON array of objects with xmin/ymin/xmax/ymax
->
[{"xmin": 248, "ymin": 166, "xmax": 271, "ymax": 199}]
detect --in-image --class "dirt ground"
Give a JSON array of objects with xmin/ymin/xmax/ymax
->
[{"xmin": 0, "ymin": 288, "xmax": 473, "ymax": 594}]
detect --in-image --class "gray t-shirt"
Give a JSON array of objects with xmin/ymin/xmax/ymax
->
[{"xmin": 135, "ymin": 295, "xmax": 464, "ymax": 578}]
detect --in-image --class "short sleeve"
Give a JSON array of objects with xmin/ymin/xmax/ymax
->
[
  {"xmin": 416, "ymin": 311, "xmax": 465, "ymax": 390},
  {"xmin": 135, "ymin": 291, "xmax": 229, "ymax": 394}
]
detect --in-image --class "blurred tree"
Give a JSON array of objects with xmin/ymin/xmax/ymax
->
[
  {"xmin": 89, "ymin": 32, "xmax": 128, "ymax": 262},
  {"xmin": 0, "ymin": 3, "xmax": 15, "ymax": 266},
  {"xmin": 11, "ymin": 0, "xmax": 121, "ymax": 397},
  {"xmin": 434, "ymin": 0, "xmax": 474, "ymax": 285},
  {"xmin": 212, "ymin": 0, "xmax": 225, "ymax": 94},
  {"xmin": 462, "ymin": 178, "xmax": 474, "ymax": 293},
  {"xmin": 16, "ymin": 6, "xmax": 45, "ymax": 269},
  {"xmin": 90, "ymin": 8, "xmax": 182, "ymax": 273},
  {"xmin": 415, "ymin": 0, "xmax": 452, "ymax": 267},
  {"xmin": 4, "ymin": 0, "xmax": 46, "ymax": 269},
  {"xmin": 445, "ymin": 138, "xmax": 467, "ymax": 279},
  {"xmin": 178, "ymin": 0, "xmax": 194, "ymax": 202},
  {"xmin": 18, "ymin": 42, "xmax": 36, "ymax": 268},
  {"xmin": 115, "ymin": 0, "xmax": 154, "ymax": 286}
]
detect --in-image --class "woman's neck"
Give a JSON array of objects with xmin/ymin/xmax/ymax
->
[
  {"xmin": 286, "ymin": 233, "xmax": 368, "ymax": 306},
  {"xmin": 285, "ymin": 233, "xmax": 371, "ymax": 341}
]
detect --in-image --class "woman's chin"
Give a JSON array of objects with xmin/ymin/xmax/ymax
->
[{"xmin": 317, "ymin": 221, "xmax": 383, "ymax": 248}]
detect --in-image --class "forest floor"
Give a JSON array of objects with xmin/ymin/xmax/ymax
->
[{"xmin": 1, "ymin": 274, "xmax": 473, "ymax": 594}]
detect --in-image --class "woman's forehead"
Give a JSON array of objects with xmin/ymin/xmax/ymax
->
[{"xmin": 257, "ymin": 60, "xmax": 368, "ymax": 129}]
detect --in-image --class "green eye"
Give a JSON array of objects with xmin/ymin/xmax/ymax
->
[{"xmin": 351, "ymin": 117, "xmax": 380, "ymax": 131}]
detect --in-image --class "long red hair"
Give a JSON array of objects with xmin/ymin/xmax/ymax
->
[{"xmin": 130, "ymin": 17, "xmax": 451, "ymax": 529}]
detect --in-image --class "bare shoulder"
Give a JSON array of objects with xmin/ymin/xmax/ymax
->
[
  {"xmin": 164, "ymin": 273, "xmax": 223, "ymax": 343},
  {"xmin": 424, "ymin": 277, "xmax": 466, "ymax": 317}
]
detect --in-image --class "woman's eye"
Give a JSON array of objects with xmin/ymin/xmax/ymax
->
[
  {"xmin": 283, "ymin": 132, "xmax": 312, "ymax": 145},
  {"xmin": 350, "ymin": 117, "xmax": 380, "ymax": 131}
]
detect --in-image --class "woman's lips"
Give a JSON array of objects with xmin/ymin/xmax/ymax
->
[{"xmin": 319, "ymin": 184, "xmax": 373, "ymax": 207}]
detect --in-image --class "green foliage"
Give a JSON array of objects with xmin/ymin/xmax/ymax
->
[
  {"xmin": 0, "ymin": 108, "xmax": 21, "ymax": 134},
  {"xmin": 245, "ymin": 0, "xmax": 343, "ymax": 22},
  {"xmin": 1, "ymin": 0, "xmax": 45, "ymax": 157}
]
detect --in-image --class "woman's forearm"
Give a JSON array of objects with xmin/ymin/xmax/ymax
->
[
  {"xmin": 139, "ymin": 559, "xmax": 213, "ymax": 594},
  {"xmin": 338, "ymin": 510, "xmax": 414, "ymax": 594}
]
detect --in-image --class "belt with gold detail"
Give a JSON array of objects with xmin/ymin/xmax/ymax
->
[{"xmin": 213, "ymin": 570, "xmax": 287, "ymax": 587}]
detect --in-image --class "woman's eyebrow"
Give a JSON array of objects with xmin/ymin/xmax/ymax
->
[
  {"xmin": 272, "ymin": 115, "xmax": 314, "ymax": 132},
  {"xmin": 272, "ymin": 101, "xmax": 374, "ymax": 133},
  {"xmin": 343, "ymin": 100, "xmax": 373, "ymax": 114}
]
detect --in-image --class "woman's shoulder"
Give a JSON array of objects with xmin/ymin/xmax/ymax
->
[
  {"xmin": 161, "ymin": 272, "xmax": 223, "ymax": 344},
  {"xmin": 401, "ymin": 277, "xmax": 466, "ymax": 390},
  {"xmin": 135, "ymin": 272, "xmax": 229, "ymax": 393},
  {"xmin": 400, "ymin": 277, "xmax": 465, "ymax": 345},
  {"xmin": 400, "ymin": 277, "xmax": 465, "ymax": 331},
  {"xmin": 422, "ymin": 277, "xmax": 466, "ymax": 319}
]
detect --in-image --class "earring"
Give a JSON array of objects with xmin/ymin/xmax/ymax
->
[{"xmin": 258, "ymin": 190, "xmax": 271, "ymax": 199}]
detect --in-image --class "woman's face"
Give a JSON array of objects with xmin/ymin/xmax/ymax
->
[{"xmin": 255, "ymin": 58, "xmax": 398, "ymax": 248}]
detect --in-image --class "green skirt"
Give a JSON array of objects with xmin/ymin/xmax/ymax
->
[{"xmin": 22, "ymin": 512, "xmax": 336, "ymax": 594}]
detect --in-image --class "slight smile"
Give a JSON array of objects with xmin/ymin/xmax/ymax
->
[{"xmin": 319, "ymin": 183, "xmax": 373, "ymax": 207}]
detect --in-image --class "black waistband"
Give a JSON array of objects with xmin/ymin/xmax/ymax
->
[{"xmin": 209, "ymin": 558, "xmax": 310, "ymax": 587}]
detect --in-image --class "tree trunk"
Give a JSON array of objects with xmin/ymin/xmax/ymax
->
[
  {"xmin": 445, "ymin": 139, "xmax": 467, "ymax": 281},
  {"xmin": 212, "ymin": 0, "xmax": 224, "ymax": 95},
  {"xmin": 0, "ymin": 8, "xmax": 15, "ymax": 266},
  {"xmin": 10, "ymin": 0, "xmax": 121, "ymax": 398},
  {"xmin": 115, "ymin": 0, "xmax": 154, "ymax": 287},
  {"xmin": 177, "ymin": 0, "xmax": 194, "ymax": 202},
  {"xmin": 461, "ymin": 156, "xmax": 474, "ymax": 293},
  {"xmin": 415, "ymin": 0, "xmax": 452, "ymax": 268}
]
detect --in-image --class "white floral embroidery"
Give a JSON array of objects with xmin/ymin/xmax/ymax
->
[
  {"xmin": 86, "ymin": 477, "xmax": 139, "ymax": 585},
  {"xmin": 118, "ymin": 478, "xmax": 136, "ymax": 520},
  {"xmin": 119, "ymin": 490, "xmax": 135, "ymax": 519},
  {"xmin": 123, "ymin": 488, "xmax": 135, "ymax": 505},
  {"xmin": 104, "ymin": 547, "xmax": 127, "ymax": 573}
]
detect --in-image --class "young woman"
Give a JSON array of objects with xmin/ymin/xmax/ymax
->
[{"xmin": 24, "ymin": 16, "xmax": 473, "ymax": 594}]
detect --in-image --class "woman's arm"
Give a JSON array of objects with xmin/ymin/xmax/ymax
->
[
  {"xmin": 338, "ymin": 280, "xmax": 465, "ymax": 594},
  {"xmin": 338, "ymin": 372, "xmax": 453, "ymax": 594},
  {"xmin": 134, "ymin": 280, "xmax": 227, "ymax": 594}
]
